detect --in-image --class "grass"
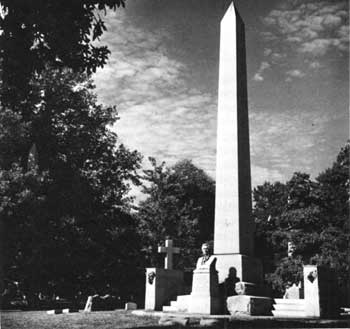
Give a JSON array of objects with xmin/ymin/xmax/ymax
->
[{"xmin": 1, "ymin": 310, "xmax": 161, "ymax": 329}]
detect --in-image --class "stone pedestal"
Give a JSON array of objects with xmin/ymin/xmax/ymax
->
[
  {"xmin": 188, "ymin": 258, "xmax": 221, "ymax": 314},
  {"xmin": 304, "ymin": 265, "xmax": 339, "ymax": 318},
  {"xmin": 145, "ymin": 268, "xmax": 184, "ymax": 311},
  {"xmin": 227, "ymin": 295, "xmax": 273, "ymax": 316},
  {"xmin": 214, "ymin": 254, "xmax": 263, "ymax": 284}
]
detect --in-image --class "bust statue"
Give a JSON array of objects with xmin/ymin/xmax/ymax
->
[{"xmin": 195, "ymin": 243, "xmax": 216, "ymax": 270}]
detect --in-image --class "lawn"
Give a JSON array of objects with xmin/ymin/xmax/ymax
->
[{"xmin": 1, "ymin": 310, "xmax": 162, "ymax": 329}]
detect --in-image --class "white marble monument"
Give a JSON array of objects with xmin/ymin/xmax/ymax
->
[{"xmin": 214, "ymin": 2, "xmax": 263, "ymax": 288}]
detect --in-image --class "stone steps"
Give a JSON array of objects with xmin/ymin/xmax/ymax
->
[
  {"xmin": 162, "ymin": 295, "xmax": 190, "ymax": 313},
  {"xmin": 272, "ymin": 298, "xmax": 306, "ymax": 318}
]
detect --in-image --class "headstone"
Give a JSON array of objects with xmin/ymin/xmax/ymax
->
[
  {"xmin": 158, "ymin": 239, "xmax": 180, "ymax": 270},
  {"xmin": 62, "ymin": 308, "xmax": 78, "ymax": 313},
  {"xmin": 83, "ymin": 296, "xmax": 93, "ymax": 312},
  {"xmin": 303, "ymin": 265, "xmax": 339, "ymax": 318},
  {"xmin": 125, "ymin": 302, "xmax": 137, "ymax": 310},
  {"xmin": 213, "ymin": 2, "xmax": 263, "ymax": 287},
  {"xmin": 46, "ymin": 309, "xmax": 62, "ymax": 315}
]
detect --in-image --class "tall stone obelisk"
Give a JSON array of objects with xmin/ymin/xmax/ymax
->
[{"xmin": 214, "ymin": 2, "xmax": 262, "ymax": 286}]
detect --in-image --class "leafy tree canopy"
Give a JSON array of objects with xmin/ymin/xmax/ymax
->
[
  {"xmin": 253, "ymin": 142, "xmax": 349, "ymax": 300},
  {"xmin": 137, "ymin": 158, "xmax": 215, "ymax": 269},
  {"xmin": 1, "ymin": 66, "xmax": 142, "ymax": 301},
  {"xmin": 0, "ymin": 0, "xmax": 125, "ymax": 107}
]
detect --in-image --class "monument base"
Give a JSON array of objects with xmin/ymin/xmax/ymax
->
[
  {"xmin": 188, "ymin": 257, "xmax": 221, "ymax": 314},
  {"xmin": 214, "ymin": 253, "xmax": 263, "ymax": 284},
  {"xmin": 188, "ymin": 296, "xmax": 221, "ymax": 314},
  {"xmin": 226, "ymin": 295, "xmax": 273, "ymax": 316}
]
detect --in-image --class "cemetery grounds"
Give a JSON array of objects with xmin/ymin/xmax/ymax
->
[{"xmin": 1, "ymin": 310, "xmax": 160, "ymax": 329}]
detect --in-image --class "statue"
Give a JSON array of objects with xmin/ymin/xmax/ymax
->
[{"xmin": 195, "ymin": 242, "xmax": 216, "ymax": 270}]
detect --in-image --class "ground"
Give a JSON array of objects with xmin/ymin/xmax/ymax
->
[
  {"xmin": 1, "ymin": 310, "xmax": 161, "ymax": 329},
  {"xmin": 2, "ymin": 310, "xmax": 350, "ymax": 329}
]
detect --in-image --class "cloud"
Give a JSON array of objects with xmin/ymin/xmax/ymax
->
[
  {"xmin": 249, "ymin": 107, "xmax": 339, "ymax": 186},
  {"xmin": 252, "ymin": 61, "xmax": 271, "ymax": 82},
  {"xmin": 263, "ymin": 48, "xmax": 272, "ymax": 56},
  {"xmin": 299, "ymin": 38, "xmax": 343, "ymax": 56},
  {"xmin": 93, "ymin": 10, "xmax": 217, "ymax": 188},
  {"xmin": 260, "ymin": 0, "xmax": 349, "ymax": 77},
  {"xmin": 286, "ymin": 69, "xmax": 306, "ymax": 79},
  {"xmin": 309, "ymin": 61, "xmax": 321, "ymax": 69}
]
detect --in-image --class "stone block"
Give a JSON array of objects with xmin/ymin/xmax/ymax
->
[
  {"xmin": 145, "ymin": 268, "xmax": 184, "ymax": 310},
  {"xmin": 188, "ymin": 295, "xmax": 221, "ymax": 314},
  {"xmin": 125, "ymin": 302, "xmax": 137, "ymax": 310},
  {"xmin": 62, "ymin": 308, "xmax": 78, "ymax": 313},
  {"xmin": 227, "ymin": 295, "xmax": 273, "ymax": 316},
  {"xmin": 46, "ymin": 309, "xmax": 63, "ymax": 315}
]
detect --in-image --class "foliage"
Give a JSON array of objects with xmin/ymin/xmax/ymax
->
[
  {"xmin": 253, "ymin": 142, "xmax": 349, "ymax": 299},
  {"xmin": 137, "ymin": 159, "xmax": 215, "ymax": 269},
  {"xmin": 1, "ymin": 66, "xmax": 142, "ymax": 301},
  {"xmin": 0, "ymin": 0, "xmax": 125, "ymax": 107},
  {"xmin": 266, "ymin": 256, "xmax": 304, "ymax": 295}
]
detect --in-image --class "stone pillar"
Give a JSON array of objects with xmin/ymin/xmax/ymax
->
[
  {"xmin": 213, "ymin": 2, "xmax": 262, "ymax": 286},
  {"xmin": 303, "ymin": 265, "xmax": 340, "ymax": 318},
  {"xmin": 145, "ymin": 268, "xmax": 184, "ymax": 311}
]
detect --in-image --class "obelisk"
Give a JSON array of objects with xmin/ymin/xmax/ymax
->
[{"xmin": 214, "ymin": 2, "xmax": 263, "ymax": 287}]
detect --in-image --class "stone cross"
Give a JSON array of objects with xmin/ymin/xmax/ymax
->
[{"xmin": 158, "ymin": 239, "xmax": 180, "ymax": 270}]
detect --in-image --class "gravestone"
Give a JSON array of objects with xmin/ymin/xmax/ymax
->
[
  {"xmin": 144, "ymin": 240, "xmax": 184, "ymax": 310},
  {"xmin": 125, "ymin": 302, "xmax": 137, "ymax": 310}
]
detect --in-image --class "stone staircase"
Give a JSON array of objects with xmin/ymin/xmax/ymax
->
[
  {"xmin": 162, "ymin": 295, "xmax": 191, "ymax": 313},
  {"xmin": 272, "ymin": 298, "xmax": 306, "ymax": 318}
]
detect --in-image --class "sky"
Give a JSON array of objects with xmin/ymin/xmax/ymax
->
[{"xmin": 93, "ymin": 0, "xmax": 349, "ymax": 195}]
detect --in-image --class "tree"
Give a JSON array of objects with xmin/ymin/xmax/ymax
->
[
  {"xmin": 1, "ymin": 66, "xmax": 142, "ymax": 302},
  {"xmin": 0, "ymin": 0, "xmax": 125, "ymax": 107},
  {"xmin": 137, "ymin": 159, "xmax": 215, "ymax": 269},
  {"xmin": 253, "ymin": 181, "xmax": 288, "ymax": 272},
  {"xmin": 254, "ymin": 143, "xmax": 349, "ymax": 300}
]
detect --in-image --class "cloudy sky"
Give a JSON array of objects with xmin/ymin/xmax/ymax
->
[{"xmin": 93, "ymin": 0, "xmax": 349, "ymax": 192}]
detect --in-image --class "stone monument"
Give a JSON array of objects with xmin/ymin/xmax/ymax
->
[
  {"xmin": 145, "ymin": 239, "xmax": 184, "ymax": 310},
  {"xmin": 158, "ymin": 239, "xmax": 180, "ymax": 270},
  {"xmin": 148, "ymin": 2, "xmax": 273, "ymax": 315},
  {"xmin": 214, "ymin": 1, "xmax": 263, "ymax": 289},
  {"xmin": 213, "ymin": 2, "xmax": 273, "ymax": 315},
  {"xmin": 188, "ymin": 243, "xmax": 220, "ymax": 314}
]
